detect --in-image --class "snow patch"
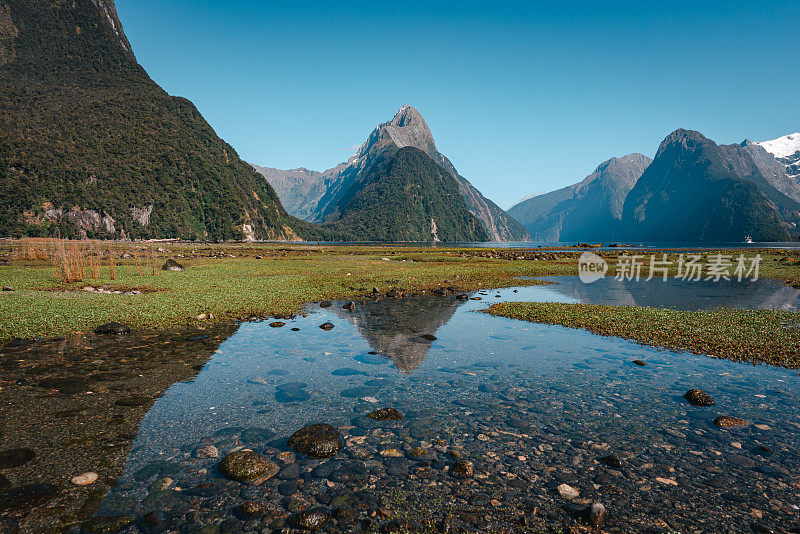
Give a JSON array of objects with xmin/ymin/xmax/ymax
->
[{"xmin": 756, "ymin": 133, "xmax": 800, "ymax": 158}]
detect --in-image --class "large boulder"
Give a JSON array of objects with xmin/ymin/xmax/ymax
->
[
  {"xmin": 217, "ymin": 450, "xmax": 279, "ymax": 484},
  {"xmin": 288, "ymin": 424, "xmax": 342, "ymax": 460},
  {"xmin": 684, "ymin": 389, "xmax": 715, "ymax": 407}
]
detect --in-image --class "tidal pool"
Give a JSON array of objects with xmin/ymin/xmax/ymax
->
[{"xmin": 2, "ymin": 281, "xmax": 799, "ymax": 533}]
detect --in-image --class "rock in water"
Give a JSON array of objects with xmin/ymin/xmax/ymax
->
[
  {"xmin": 420, "ymin": 334, "xmax": 437, "ymax": 341},
  {"xmin": 450, "ymin": 459, "xmax": 474, "ymax": 478},
  {"xmin": 714, "ymin": 416, "xmax": 749, "ymax": 429},
  {"xmin": 319, "ymin": 301, "xmax": 332, "ymax": 308},
  {"xmin": 275, "ymin": 382, "xmax": 310, "ymax": 403},
  {"xmin": 71, "ymin": 472, "xmax": 98, "ymax": 486},
  {"xmin": 0, "ymin": 484, "xmax": 57, "ymax": 513},
  {"xmin": 290, "ymin": 509, "xmax": 331, "ymax": 530},
  {"xmin": 319, "ymin": 322, "xmax": 334, "ymax": 331},
  {"xmin": 343, "ymin": 301, "xmax": 356, "ymax": 312},
  {"xmin": 240, "ymin": 501, "xmax": 266, "ymax": 517},
  {"xmin": 599, "ymin": 454, "xmax": 622, "ymax": 468},
  {"xmin": 633, "ymin": 360, "xmax": 647, "ymax": 366},
  {"xmin": 586, "ymin": 502, "xmax": 606, "ymax": 527},
  {"xmin": 557, "ymin": 483, "xmax": 580, "ymax": 500},
  {"xmin": 161, "ymin": 258, "xmax": 185, "ymax": 271},
  {"xmin": 685, "ymin": 388, "xmax": 715, "ymax": 407},
  {"xmin": 288, "ymin": 424, "xmax": 342, "ymax": 459},
  {"xmin": 217, "ymin": 450, "xmax": 279, "ymax": 484},
  {"xmin": 366, "ymin": 408, "xmax": 404, "ymax": 421},
  {"xmin": 269, "ymin": 322, "xmax": 286, "ymax": 328},
  {"xmin": 94, "ymin": 322, "xmax": 130, "ymax": 335},
  {"xmin": 0, "ymin": 448, "xmax": 36, "ymax": 469}
]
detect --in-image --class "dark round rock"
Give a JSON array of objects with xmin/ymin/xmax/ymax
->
[
  {"xmin": 599, "ymin": 454, "xmax": 622, "ymax": 469},
  {"xmin": 343, "ymin": 301, "xmax": 356, "ymax": 312},
  {"xmin": 275, "ymin": 382, "xmax": 310, "ymax": 403},
  {"xmin": 366, "ymin": 408, "xmax": 404, "ymax": 421},
  {"xmin": 319, "ymin": 301, "xmax": 332, "ymax": 308},
  {"xmin": 239, "ymin": 501, "xmax": 266, "ymax": 517},
  {"xmin": 319, "ymin": 322, "xmax": 335, "ymax": 331},
  {"xmin": 420, "ymin": 334, "xmax": 437, "ymax": 341},
  {"xmin": 94, "ymin": 322, "xmax": 130, "ymax": 335},
  {"xmin": 685, "ymin": 388, "xmax": 715, "ymax": 407},
  {"xmin": 450, "ymin": 459, "xmax": 474, "ymax": 478},
  {"xmin": 632, "ymin": 360, "xmax": 647, "ymax": 366},
  {"xmin": 288, "ymin": 423, "xmax": 342, "ymax": 459},
  {"xmin": 0, "ymin": 448, "xmax": 36, "ymax": 469},
  {"xmin": 290, "ymin": 509, "xmax": 331, "ymax": 530},
  {"xmin": 333, "ymin": 507, "xmax": 358, "ymax": 523},
  {"xmin": 714, "ymin": 416, "xmax": 749, "ymax": 429},
  {"xmin": 142, "ymin": 510, "xmax": 171, "ymax": 529},
  {"xmin": 217, "ymin": 450, "xmax": 279, "ymax": 483},
  {"xmin": 269, "ymin": 322, "xmax": 286, "ymax": 328},
  {"xmin": 0, "ymin": 484, "xmax": 57, "ymax": 513}
]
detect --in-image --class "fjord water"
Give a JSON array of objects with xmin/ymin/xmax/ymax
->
[{"xmin": 84, "ymin": 279, "xmax": 800, "ymax": 532}]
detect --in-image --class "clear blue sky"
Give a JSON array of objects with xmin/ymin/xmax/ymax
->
[{"xmin": 116, "ymin": 0, "xmax": 799, "ymax": 209}]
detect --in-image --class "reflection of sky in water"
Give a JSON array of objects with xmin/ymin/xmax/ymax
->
[
  {"xmin": 521, "ymin": 276, "xmax": 800, "ymax": 311},
  {"xmin": 121, "ymin": 281, "xmax": 800, "ymax": 479}
]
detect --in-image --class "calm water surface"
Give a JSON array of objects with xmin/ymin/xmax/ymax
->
[
  {"xmin": 2, "ymin": 280, "xmax": 799, "ymax": 533},
  {"xmin": 100, "ymin": 281, "xmax": 800, "ymax": 532}
]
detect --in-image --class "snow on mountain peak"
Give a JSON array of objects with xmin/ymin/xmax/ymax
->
[{"xmin": 756, "ymin": 133, "xmax": 800, "ymax": 159}]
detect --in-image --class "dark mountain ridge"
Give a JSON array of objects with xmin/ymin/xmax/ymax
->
[
  {"xmin": 621, "ymin": 129, "xmax": 797, "ymax": 242},
  {"xmin": 0, "ymin": 0, "xmax": 306, "ymax": 241}
]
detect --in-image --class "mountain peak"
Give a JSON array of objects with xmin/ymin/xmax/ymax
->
[{"xmin": 656, "ymin": 129, "xmax": 710, "ymax": 158}]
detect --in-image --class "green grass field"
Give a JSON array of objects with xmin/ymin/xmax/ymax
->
[{"xmin": 487, "ymin": 301, "xmax": 800, "ymax": 369}]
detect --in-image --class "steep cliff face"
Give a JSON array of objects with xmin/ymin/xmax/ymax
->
[
  {"xmin": 0, "ymin": 0, "xmax": 304, "ymax": 240},
  {"xmin": 257, "ymin": 105, "xmax": 530, "ymax": 242},
  {"xmin": 621, "ymin": 129, "xmax": 794, "ymax": 242},
  {"xmin": 88, "ymin": 0, "xmax": 133, "ymax": 58},
  {"xmin": 509, "ymin": 153, "xmax": 651, "ymax": 242}
]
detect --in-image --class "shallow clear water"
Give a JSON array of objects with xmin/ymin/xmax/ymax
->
[{"xmin": 89, "ymin": 281, "xmax": 800, "ymax": 532}]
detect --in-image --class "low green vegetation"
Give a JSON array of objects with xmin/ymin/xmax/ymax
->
[
  {"xmin": 486, "ymin": 301, "xmax": 800, "ymax": 369},
  {"xmin": 3, "ymin": 243, "xmax": 800, "ymax": 352},
  {"xmin": 0, "ymin": 244, "xmax": 570, "ymax": 340}
]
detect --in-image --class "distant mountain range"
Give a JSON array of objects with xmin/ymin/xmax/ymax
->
[
  {"xmin": 254, "ymin": 105, "xmax": 530, "ymax": 242},
  {"xmin": 510, "ymin": 130, "xmax": 800, "ymax": 243},
  {"xmin": 508, "ymin": 154, "xmax": 651, "ymax": 241},
  {"xmin": 2, "ymin": 1, "xmax": 797, "ymax": 244}
]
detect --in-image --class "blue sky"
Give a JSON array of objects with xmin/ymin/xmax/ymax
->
[{"xmin": 116, "ymin": 0, "xmax": 799, "ymax": 209}]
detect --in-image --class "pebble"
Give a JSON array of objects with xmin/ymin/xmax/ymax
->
[
  {"xmin": 655, "ymin": 477, "xmax": 678, "ymax": 486},
  {"xmin": 685, "ymin": 388, "xmax": 716, "ymax": 407},
  {"xmin": 71, "ymin": 472, "xmax": 98, "ymax": 486},
  {"xmin": 557, "ymin": 483, "xmax": 580, "ymax": 500},
  {"xmin": 714, "ymin": 416, "xmax": 749, "ymax": 429}
]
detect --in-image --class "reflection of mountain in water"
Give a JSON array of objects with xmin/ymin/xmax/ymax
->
[
  {"xmin": 542, "ymin": 276, "xmax": 800, "ymax": 311},
  {"xmin": 0, "ymin": 325, "xmax": 237, "ymax": 533},
  {"xmin": 335, "ymin": 295, "xmax": 468, "ymax": 373}
]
